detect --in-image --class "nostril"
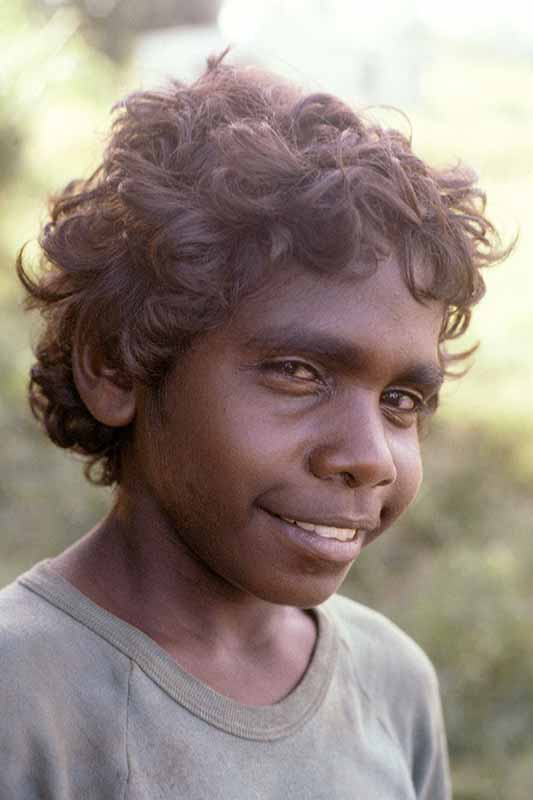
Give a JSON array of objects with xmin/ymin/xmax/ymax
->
[
  {"xmin": 340, "ymin": 471, "xmax": 394, "ymax": 490},
  {"xmin": 341, "ymin": 471, "xmax": 357, "ymax": 489}
]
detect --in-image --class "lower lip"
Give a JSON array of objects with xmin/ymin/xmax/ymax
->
[{"xmin": 260, "ymin": 508, "xmax": 366, "ymax": 564}]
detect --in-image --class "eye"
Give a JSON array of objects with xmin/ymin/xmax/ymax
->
[
  {"xmin": 381, "ymin": 389, "xmax": 425, "ymax": 414},
  {"xmin": 262, "ymin": 359, "xmax": 322, "ymax": 382}
]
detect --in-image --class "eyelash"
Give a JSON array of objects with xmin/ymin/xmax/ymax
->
[
  {"xmin": 260, "ymin": 359, "xmax": 323, "ymax": 383},
  {"xmin": 259, "ymin": 359, "xmax": 428, "ymax": 415},
  {"xmin": 381, "ymin": 389, "xmax": 427, "ymax": 415}
]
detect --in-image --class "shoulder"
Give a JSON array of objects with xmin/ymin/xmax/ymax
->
[
  {"xmin": 321, "ymin": 592, "xmax": 441, "ymax": 726},
  {"xmin": 0, "ymin": 576, "xmax": 65, "ymax": 661},
  {"xmin": 0, "ymin": 573, "xmax": 127, "ymax": 673},
  {"xmin": 0, "ymin": 572, "xmax": 130, "ymax": 724},
  {"xmin": 0, "ymin": 571, "xmax": 130, "ymax": 795},
  {"xmin": 324, "ymin": 591, "xmax": 437, "ymax": 675},
  {"xmin": 321, "ymin": 593, "xmax": 450, "ymax": 798}
]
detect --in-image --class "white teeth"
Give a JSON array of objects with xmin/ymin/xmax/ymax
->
[{"xmin": 280, "ymin": 517, "xmax": 357, "ymax": 542}]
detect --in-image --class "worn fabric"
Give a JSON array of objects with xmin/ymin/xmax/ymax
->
[{"xmin": 0, "ymin": 560, "xmax": 450, "ymax": 799}]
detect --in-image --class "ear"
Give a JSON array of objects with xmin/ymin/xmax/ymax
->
[{"xmin": 73, "ymin": 340, "xmax": 136, "ymax": 428}]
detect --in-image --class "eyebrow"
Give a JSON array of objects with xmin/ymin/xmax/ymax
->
[{"xmin": 242, "ymin": 325, "xmax": 445, "ymax": 394}]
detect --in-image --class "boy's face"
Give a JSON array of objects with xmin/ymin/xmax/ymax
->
[{"xmin": 131, "ymin": 256, "xmax": 444, "ymax": 608}]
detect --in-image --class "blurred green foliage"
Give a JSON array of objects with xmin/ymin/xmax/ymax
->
[
  {"xmin": 33, "ymin": 0, "xmax": 221, "ymax": 61},
  {"xmin": 1, "ymin": 3, "xmax": 532, "ymax": 798}
]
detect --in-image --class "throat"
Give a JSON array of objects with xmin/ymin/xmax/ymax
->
[{"xmin": 160, "ymin": 608, "xmax": 318, "ymax": 706}]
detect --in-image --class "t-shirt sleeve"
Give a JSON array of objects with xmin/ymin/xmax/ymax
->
[
  {"xmin": 326, "ymin": 594, "xmax": 452, "ymax": 800},
  {"xmin": 1, "ymin": 685, "xmax": 65, "ymax": 798},
  {"xmin": 376, "ymin": 625, "xmax": 451, "ymax": 800},
  {"xmin": 0, "ymin": 582, "xmax": 130, "ymax": 799},
  {"xmin": 408, "ymin": 660, "xmax": 451, "ymax": 800}
]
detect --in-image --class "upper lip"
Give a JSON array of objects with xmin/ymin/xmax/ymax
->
[{"xmin": 262, "ymin": 508, "xmax": 379, "ymax": 532}]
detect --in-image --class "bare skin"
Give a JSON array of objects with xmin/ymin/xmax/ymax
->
[
  {"xmin": 54, "ymin": 514, "xmax": 317, "ymax": 705},
  {"xmin": 52, "ymin": 256, "xmax": 444, "ymax": 705}
]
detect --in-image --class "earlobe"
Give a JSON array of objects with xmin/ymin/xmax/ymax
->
[{"xmin": 73, "ymin": 341, "xmax": 136, "ymax": 428}]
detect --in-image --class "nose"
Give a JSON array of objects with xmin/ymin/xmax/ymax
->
[{"xmin": 308, "ymin": 394, "xmax": 397, "ymax": 489}]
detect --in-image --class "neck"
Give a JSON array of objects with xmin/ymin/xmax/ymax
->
[
  {"xmin": 50, "ymin": 477, "xmax": 319, "ymax": 706},
  {"xmin": 51, "ymin": 488, "xmax": 299, "ymax": 652}
]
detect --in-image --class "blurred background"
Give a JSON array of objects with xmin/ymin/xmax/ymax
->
[{"xmin": 1, "ymin": 1, "xmax": 532, "ymax": 796}]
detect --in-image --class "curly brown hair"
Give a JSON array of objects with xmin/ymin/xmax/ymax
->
[{"xmin": 17, "ymin": 53, "xmax": 508, "ymax": 486}]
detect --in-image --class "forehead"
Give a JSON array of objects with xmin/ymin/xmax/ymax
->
[{"xmin": 227, "ymin": 257, "xmax": 444, "ymax": 369}]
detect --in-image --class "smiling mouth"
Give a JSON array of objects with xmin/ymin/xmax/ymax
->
[{"xmin": 276, "ymin": 515, "xmax": 360, "ymax": 542}]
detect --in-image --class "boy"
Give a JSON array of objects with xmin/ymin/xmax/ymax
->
[{"xmin": 2, "ymin": 54, "xmax": 505, "ymax": 798}]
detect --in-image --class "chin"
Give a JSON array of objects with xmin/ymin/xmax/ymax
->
[{"xmin": 250, "ymin": 571, "xmax": 350, "ymax": 609}]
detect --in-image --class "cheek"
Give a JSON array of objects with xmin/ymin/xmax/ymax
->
[
  {"xmin": 388, "ymin": 434, "xmax": 424, "ymax": 520},
  {"xmin": 140, "ymin": 401, "xmax": 278, "ymax": 522}
]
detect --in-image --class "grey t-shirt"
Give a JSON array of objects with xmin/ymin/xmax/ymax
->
[{"xmin": 0, "ymin": 561, "xmax": 451, "ymax": 799}]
